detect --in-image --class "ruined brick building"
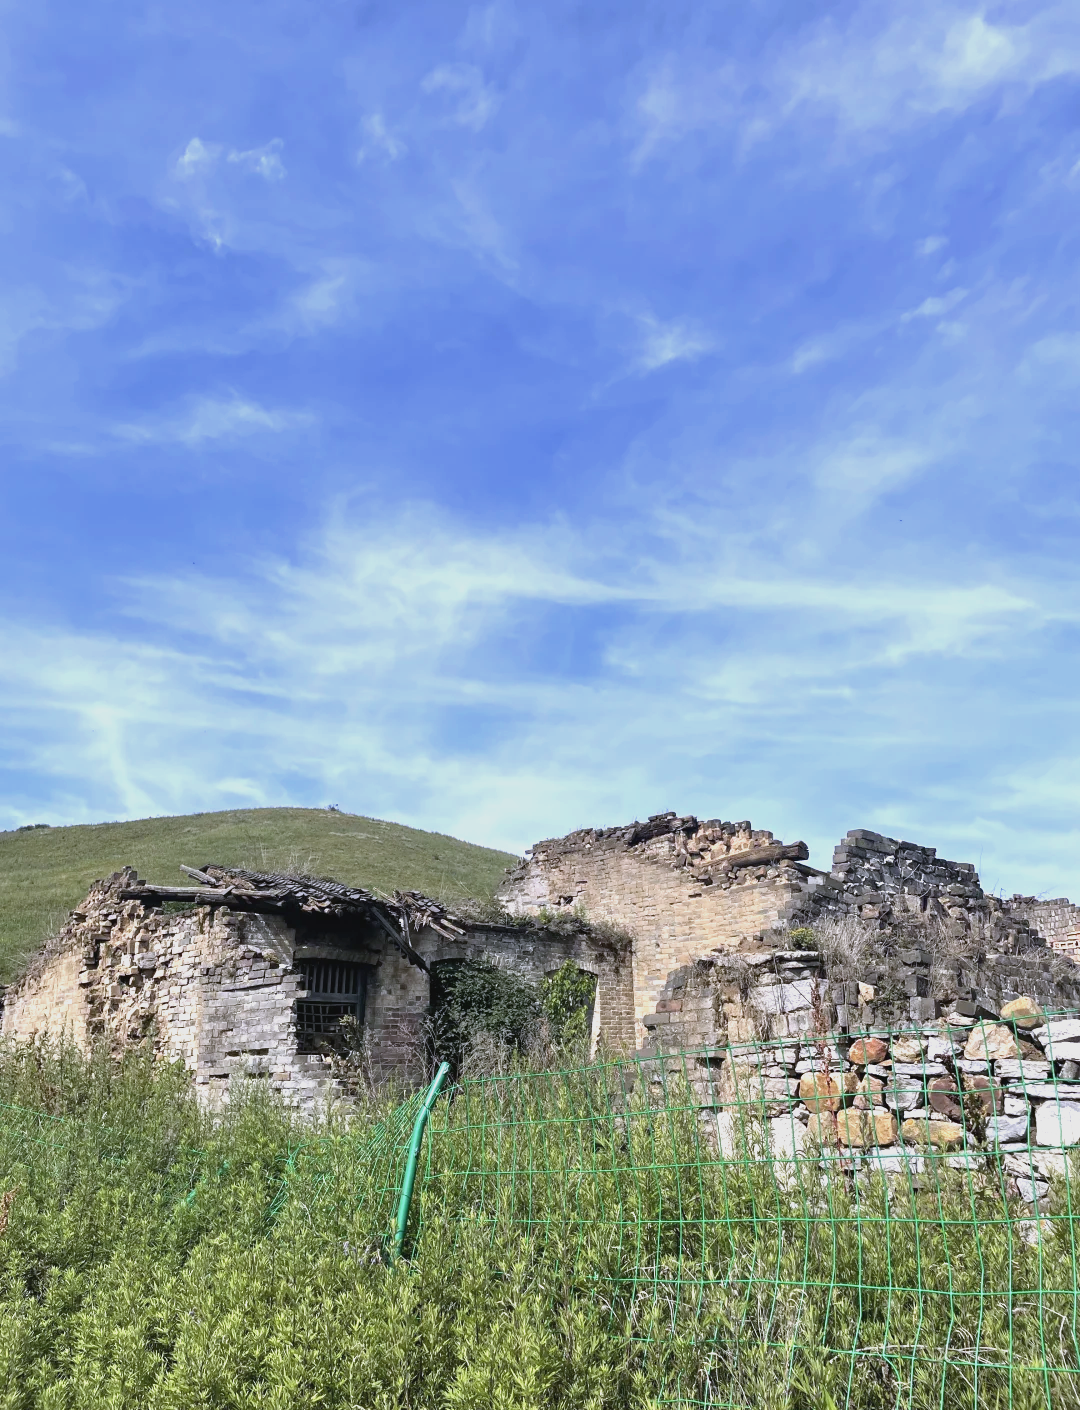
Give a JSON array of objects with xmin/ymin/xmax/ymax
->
[
  {"xmin": 497, "ymin": 813, "xmax": 1080, "ymax": 1040},
  {"xmin": 4, "ymin": 813, "xmax": 1079, "ymax": 1108},
  {"xmin": 1, "ymin": 864, "xmax": 633, "ymax": 1108}
]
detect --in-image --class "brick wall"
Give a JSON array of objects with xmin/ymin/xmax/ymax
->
[
  {"xmin": 2, "ymin": 872, "xmax": 338, "ymax": 1109},
  {"xmin": 498, "ymin": 814, "xmax": 813, "ymax": 1038},
  {"xmin": 3, "ymin": 869, "xmax": 636, "ymax": 1102},
  {"xmin": 1008, "ymin": 897, "xmax": 1080, "ymax": 959}
]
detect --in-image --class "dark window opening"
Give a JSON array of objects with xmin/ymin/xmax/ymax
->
[{"xmin": 295, "ymin": 958, "xmax": 367, "ymax": 1052}]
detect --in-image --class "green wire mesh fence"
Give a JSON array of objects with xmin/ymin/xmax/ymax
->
[
  {"xmin": 272, "ymin": 1013, "xmax": 1080, "ymax": 1408},
  {"xmin": 1, "ymin": 1015, "xmax": 1078, "ymax": 1407}
]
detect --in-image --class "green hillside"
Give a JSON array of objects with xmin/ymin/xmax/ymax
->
[{"xmin": 0, "ymin": 808, "xmax": 518, "ymax": 984}]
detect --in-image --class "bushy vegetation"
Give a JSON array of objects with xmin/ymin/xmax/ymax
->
[
  {"xmin": 0, "ymin": 1037, "xmax": 1077, "ymax": 1407},
  {"xmin": 0, "ymin": 808, "xmax": 516, "ymax": 981},
  {"xmin": 429, "ymin": 958, "xmax": 597, "ymax": 1073}
]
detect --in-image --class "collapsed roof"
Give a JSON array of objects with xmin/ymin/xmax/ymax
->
[{"xmin": 120, "ymin": 864, "xmax": 468, "ymax": 971}]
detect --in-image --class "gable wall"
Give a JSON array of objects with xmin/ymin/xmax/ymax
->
[{"xmin": 497, "ymin": 819, "xmax": 812, "ymax": 1037}]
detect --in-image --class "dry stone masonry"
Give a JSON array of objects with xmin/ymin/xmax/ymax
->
[{"xmin": 636, "ymin": 947, "xmax": 1080, "ymax": 1207}]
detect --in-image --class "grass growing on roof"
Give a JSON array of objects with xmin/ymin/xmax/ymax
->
[
  {"xmin": 0, "ymin": 807, "xmax": 516, "ymax": 982},
  {"xmin": 0, "ymin": 1034, "xmax": 1078, "ymax": 1407}
]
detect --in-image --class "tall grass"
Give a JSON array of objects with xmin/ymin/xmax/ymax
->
[{"xmin": 0, "ymin": 1038, "xmax": 1077, "ymax": 1408}]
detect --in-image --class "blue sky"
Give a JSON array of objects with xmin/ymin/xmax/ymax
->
[{"xmin": 1, "ymin": 1, "xmax": 1079, "ymax": 898}]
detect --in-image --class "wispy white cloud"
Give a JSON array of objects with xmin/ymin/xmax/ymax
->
[
  {"xmin": 227, "ymin": 139, "xmax": 286, "ymax": 180},
  {"xmin": 1, "ymin": 497, "xmax": 1064, "ymax": 858},
  {"xmin": 0, "ymin": 269, "xmax": 128, "ymax": 377},
  {"xmin": 439, "ymin": 178, "xmax": 517, "ymax": 272},
  {"xmin": 783, "ymin": 13, "xmax": 1020, "ymax": 129},
  {"xmin": 115, "ymin": 393, "xmax": 312, "ymax": 446},
  {"xmin": 357, "ymin": 112, "xmax": 406, "ymax": 163},
  {"xmin": 789, "ymin": 322, "xmax": 881, "ymax": 374},
  {"xmin": 283, "ymin": 260, "xmax": 372, "ymax": 332},
  {"xmin": 635, "ymin": 5, "xmax": 1080, "ymax": 155},
  {"xmin": 1018, "ymin": 332, "xmax": 1080, "ymax": 383},
  {"xmin": 900, "ymin": 287, "xmax": 968, "ymax": 321},
  {"xmin": 176, "ymin": 136, "xmax": 285, "ymax": 181},
  {"xmin": 634, "ymin": 314, "xmax": 714, "ymax": 372},
  {"xmin": 632, "ymin": 56, "xmax": 744, "ymax": 162},
  {"xmin": 167, "ymin": 136, "xmax": 286, "ymax": 249},
  {"xmin": 421, "ymin": 63, "xmax": 499, "ymax": 130},
  {"xmin": 175, "ymin": 136, "xmax": 219, "ymax": 178}
]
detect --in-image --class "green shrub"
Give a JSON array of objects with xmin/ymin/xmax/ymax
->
[
  {"xmin": 541, "ymin": 960, "xmax": 596, "ymax": 1046},
  {"xmin": 429, "ymin": 960, "xmax": 540, "ymax": 1067},
  {"xmin": 0, "ymin": 1037, "xmax": 1076, "ymax": 1407}
]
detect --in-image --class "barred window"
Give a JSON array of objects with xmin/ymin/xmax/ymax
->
[{"xmin": 295, "ymin": 959, "xmax": 367, "ymax": 1045}]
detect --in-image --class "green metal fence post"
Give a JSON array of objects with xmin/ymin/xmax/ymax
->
[{"xmin": 391, "ymin": 1060, "xmax": 451, "ymax": 1260}]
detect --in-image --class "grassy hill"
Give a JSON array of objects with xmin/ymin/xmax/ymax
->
[{"xmin": 0, "ymin": 807, "xmax": 518, "ymax": 984}]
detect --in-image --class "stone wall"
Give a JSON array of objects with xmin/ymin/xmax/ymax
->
[
  {"xmin": 637, "ymin": 952, "xmax": 1080, "ymax": 1209},
  {"xmin": 641, "ymin": 944, "xmax": 1080, "ymax": 1057},
  {"xmin": 499, "ymin": 816, "xmax": 1074, "ymax": 1043},
  {"xmin": 802, "ymin": 830, "xmax": 1046, "ymax": 950}
]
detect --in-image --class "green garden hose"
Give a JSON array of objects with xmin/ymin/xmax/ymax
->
[{"xmin": 391, "ymin": 1060, "xmax": 450, "ymax": 1260}]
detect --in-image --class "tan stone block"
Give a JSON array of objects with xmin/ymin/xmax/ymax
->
[
  {"xmin": 858, "ymin": 982, "xmax": 876, "ymax": 1004},
  {"xmin": 805, "ymin": 1112, "xmax": 838, "ymax": 1147},
  {"xmin": 890, "ymin": 1035, "xmax": 925, "ymax": 1063},
  {"xmin": 848, "ymin": 1037, "xmax": 888, "ymax": 1065},
  {"xmin": 836, "ymin": 1111, "xmax": 869, "ymax": 1147},
  {"xmin": 871, "ymin": 1111, "xmax": 898, "ymax": 1146},
  {"xmin": 798, "ymin": 1070, "xmax": 856, "ymax": 1113},
  {"xmin": 963, "ymin": 1023, "xmax": 1019, "ymax": 1062},
  {"xmin": 842, "ymin": 1110, "xmax": 898, "ymax": 1147},
  {"xmin": 854, "ymin": 1075, "xmax": 885, "ymax": 1110},
  {"xmin": 999, "ymin": 996, "xmax": 1043, "ymax": 1028},
  {"xmin": 901, "ymin": 1118, "xmax": 965, "ymax": 1151}
]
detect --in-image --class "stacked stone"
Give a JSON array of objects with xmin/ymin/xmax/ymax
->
[
  {"xmin": 639, "ymin": 944, "xmax": 1080, "ymax": 1208},
  {"xmin": 692, "ymin": 999, "xmax": 1080, "ymax": 1208},
  {"xmin": 831, "ymin": 830, "xmax": 981, "ymax": 908},
  {"xmin": 832, "ymin": 947, "xmax": 1080, "ymax": 1031},
  {"xmin": 639, "ymin": 942, "xmax": 1080, "ymax": 1050},
  {"xmin": 641, "ymin": 949, "xmax": 827, "ymax": 1055},
  {"xmin": 798, "ymin": 831, "xmax": 1047, "ymax": 954}
]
